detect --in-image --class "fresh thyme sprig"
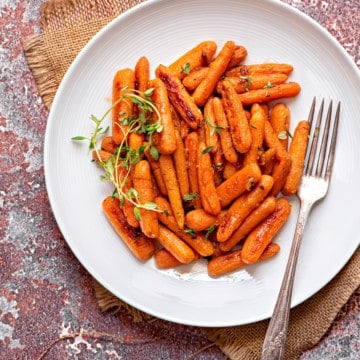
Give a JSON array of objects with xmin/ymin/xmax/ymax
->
[{"xmin": 72, "ymin": 87, "xmax": 163, "ymax": 216}]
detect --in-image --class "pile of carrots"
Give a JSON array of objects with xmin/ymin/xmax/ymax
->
[{"xmin": 94, "ymin": 40, "xmax": 310, "ymax": 277}]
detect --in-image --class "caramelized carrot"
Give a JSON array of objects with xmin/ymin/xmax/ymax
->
[
  {"xmin": 216, "ymin": 175, "xmax": 274, "ymax": 242},
  {"xmin": 102, "ymin": 196, "xmax": 154, "ymax": 261},
  {"xmin": 270, "ymin": 103, "xmax": 291, "ymax": 150},
  {"xmin": 134, "ymin": 56, "xmax": 150, "ymax": 92},
  {"xmin": 157, "ymin": 225, "xmax": 195, "ymax": 264},
  {"xmin": 282, "ymin": 120, "xmax": 310, "ymax": 195},
  {"xmin": 156, "ymin": 64, "xmax": 203, "ymax": 129},
  {"xmin": 159, "ymin": 154, "xmax": 185, "ymax": 228},
  {"xmin": 237, "ymin": 82, "xmax": 301, "ymax": 105},
  {"xmin": 241, "ymin": 197, "xmax": 291, "ymax": 264},
  {"xmin": 208, "ymin": 243, "xmax": 280, "ymax": 276},
  {"xmin": 184, "ymin": 132, "xmax": 202, "ymax": 209},
  {"xmin": 219, "ymin": 196, "xmax": 276, "ymax": 252},
  {"xmin": 112, "ymin": 68, "xmax": 135, "ymax": 145},
  {"xmin": 219, "ymin": 79, "xmax": 252, "ymax": 153},
  {"xmin": 193, "ymin": 40, "xmax": 236, "ymax": 106},
  {"xmin": 243, "ymin": 104, "xmax": 266, "ymax": 166},
  {"xmin": 150, "ymin": 78, "xmax": 177, "ymax": 154},
  {"xmin": 168, "ymin": 41, "xmax": 217, "ymax": 79},
  {"xmin": 132, "ymin": 160, "xmax": 159, "ymax": 238},
  {"xmin": 216, "ymin": 163, "xmax": 262, "ymax": 208},
  {"xmin": 212, "ymin": 96, "xmax": 239, "ymax": 164},
  {"xmin": 197, "ymin": 142, "xmax": 221, "ymax": 216},
  {"xmin": 155, "ymin": 197, "xmax": 214, "ymax": 257}
]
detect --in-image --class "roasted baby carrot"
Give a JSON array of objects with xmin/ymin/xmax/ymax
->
[
  {"xmin": 173, "ymin": 127, "xmax": 190, "ymax": 198},
  {"xmin": 226, "ymin": 63, "xmax": 294, "ymax": 77},
  {"xmin": 219, "ymin": 196, "xmax": 276, "ymax": 251},
  {"xmin": 212, "ymin": 96, "xmax": 239, "ymax": 163},
  {"xmin": 216, "ymin": 163, "xmax": 262, "ymax": 208},
  {"xmin": 282, "ymin": 120, "xmax": 310, "ymax": 195},
  {"xmin": 92, "ymin": 149, "xmax": 112, "ymax": 163},
  {"xmin": 112, "ymin": 68, "xmax": 135, "ymax": 145},
  {"xmin": 203, "ymin": 97, "xmax": 219, "ymax": 153},
  {"xmin": 208, "ymin": 243, "xmax": 280, "ymax": 276},
  {"xmin": 192, "ymin": 40, "xmax": 236, "ymax": 107},
  {"xmin": 226, "ymin": 44, "xmax": 248, "ymax": 69},
  {"xmin": 168, "ymin": 41, "xmax": 217, "ymax": 79},
  {"xmin": 237, "ymin": 82, "xmax": 301, "ymax": 105},
  {"xmin": 216, "ymin": 175, "xmax": 274, "ymax": 242},
  {"xmin": 241, "ymin": 197, "xmax": 291, "ymax": 264},
  {"xmin": 243, "ymin": 104, "xmax": 266, "ymax": 166},
  {"xmin": 219, "ymin": 79, "xmax": 252, "ymax": 153},
  {"xmin": 184, "ymin": 131, "xmax": 202, "ymax": 209},
  {"xmin": 182, "ymin": 67, "xmax": 208, "ymax": 91},
  {"xmin": 101, "ymin": 136, "xmax": 118, "ymax": 153},
  {"xmin": 150, "ymin": 78, "xmax": 177, "ymax": 154},
  {"xmin": 185, "ymin": 208, "xmax": 218, "ymax": 232},
  {"xmin": 135, "ymin": 56, "xmax": 150, "ymax": 92},
  {"xmin": 132, "ymin": 160, "xmax": 159, "ymax": 238},
  {"xmin": 102, "ymin": 196, "xmax": 154, "ymax": 261},
  {"xmin": 197, "ymin": 142, "xmax": 222, "ymax": 215},
  {"xmin": 155, "ymin": 196, "xmax": 214, "ymax": 257},
  {"xmin": 218, "ymin": 73, "xmax": 288, "ymax": 94},
  {"xmin": 270, "ymin": 155, "xmax": 292, "ymax": 197},
  {"xmin": 159, "ymin": 154, "xmax": 185, "ymax": 228},
  {"xmin": 156, "ymin": 64, "xmax": 203, "ymax": 129},
  {"xmin": 155, "ymin": 248, "xmax": 184, "ymax": 269},
  {"xmin": 156, "ymin": 224, "xmax": 195, "ymax": 264},
  {"xmin": 270, "ymin": 103, "xmax": 291, "ymax": 150}
]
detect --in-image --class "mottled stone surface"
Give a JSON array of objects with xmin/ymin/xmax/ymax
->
[{"xmin": 0, "ymin": 0, "xmax": 359, "ymax": 359}]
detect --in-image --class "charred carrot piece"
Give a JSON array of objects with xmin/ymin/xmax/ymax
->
[
  {"xmin": 219, "ymin": 79, "xmax": 252, "ymax": 154},
  {"xmin": 102, "ymin": 196, "xmax": 154, "ymax": 261},
  {"xmin": 156, "ymin": 64, "xmax": 203, "ymax": 129}
]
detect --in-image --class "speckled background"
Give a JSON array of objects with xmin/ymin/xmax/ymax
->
[{"xmin": 0, "ymin": 0, "xmax": 359, "ymax": 359}]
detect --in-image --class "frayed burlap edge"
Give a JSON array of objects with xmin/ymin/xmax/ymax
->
[
  {"xmin": 23, "ymin": 35, "xmax": 58, "ymax": 109},
  {"xmin": 23, "ymin": 0, "xmax": 145, "ymax": 109}
]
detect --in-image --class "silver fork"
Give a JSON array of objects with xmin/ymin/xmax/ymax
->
[{"xmin": 260, "ymin": 97, "xmax": 341, "ymax": 360}]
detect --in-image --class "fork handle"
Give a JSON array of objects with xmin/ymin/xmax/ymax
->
[{"xmin": 260, "ymin": 201, "xmax": 312, "ymax": 360}]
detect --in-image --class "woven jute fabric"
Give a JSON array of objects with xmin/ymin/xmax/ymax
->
[{"xmin": 23, "ymin": 0, "xmax": 360, "ymax": 359}]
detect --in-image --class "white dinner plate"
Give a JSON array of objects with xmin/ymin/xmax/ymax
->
[{"xmin": 44, "ymin": 0, "xmax": 360, "ymax": 327}]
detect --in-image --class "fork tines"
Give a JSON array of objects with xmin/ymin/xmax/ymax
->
[{"xmin": 305, "ymin": 97, "xmax": 341, "ymax": 180}]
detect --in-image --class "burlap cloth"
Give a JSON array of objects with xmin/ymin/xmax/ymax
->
[{"xmin": 23, "ymin": 0, "xmax": 360, "ymax": 358}]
